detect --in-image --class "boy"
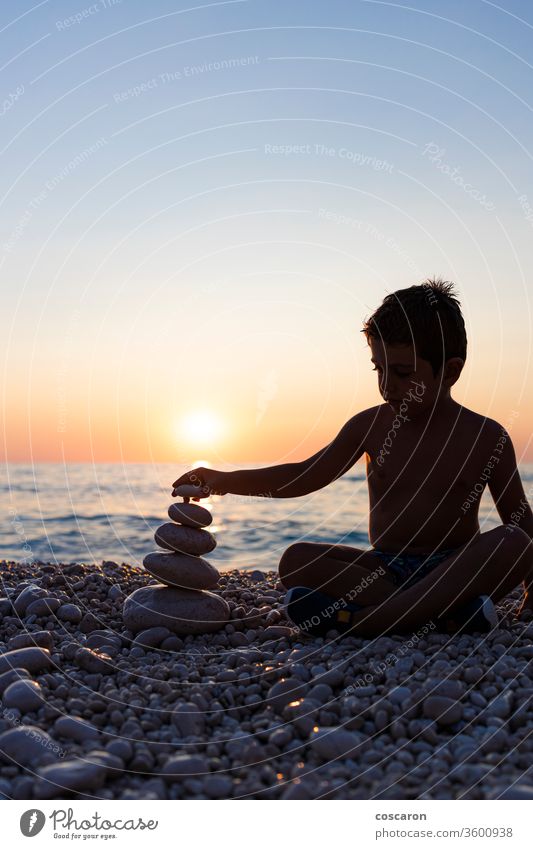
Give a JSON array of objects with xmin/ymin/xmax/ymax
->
[{"xmin": 172, "ymin": 279, "xmax": 533, "ymax": 638}]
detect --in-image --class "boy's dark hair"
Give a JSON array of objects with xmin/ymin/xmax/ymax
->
[{"xmin": 361, "ymin": 277, "xmax": 467, "ymax": 376}]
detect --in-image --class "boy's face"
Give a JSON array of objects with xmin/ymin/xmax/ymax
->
[{"xmin": 369, "ymin": 338, "xmax": 448, "ymax": 416}]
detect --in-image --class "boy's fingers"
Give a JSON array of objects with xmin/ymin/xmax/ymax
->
[{"xmin": 172, "ymin": 473, "xmax": 193, "ymax": 488}]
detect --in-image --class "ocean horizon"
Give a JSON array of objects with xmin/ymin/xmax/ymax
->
[{"xmin": 3, "ymin": 461, "xmax": 532, "ymax": 570}]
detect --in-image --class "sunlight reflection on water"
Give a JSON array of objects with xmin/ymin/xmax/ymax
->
[{"xmin": 2, "ymin": 462, "xmax": 531, "ymax": 572}]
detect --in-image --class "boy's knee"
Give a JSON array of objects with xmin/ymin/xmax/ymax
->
[
  {"xmin": 278, "ymin": 542, "xmax": 310, "ymax": 586},
  {"xmin": 502, "ymin": 525, "xmax": 533, "ymax": 566}
]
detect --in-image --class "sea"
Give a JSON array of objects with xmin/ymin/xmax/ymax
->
[{"xmin": 2, "ymin": 463, "xmax": 532, "ymax": 572}]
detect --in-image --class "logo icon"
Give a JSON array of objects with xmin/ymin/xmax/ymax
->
[{"xmin": 20, "ymin": 810, "xmax": 46, "ymax": 837}]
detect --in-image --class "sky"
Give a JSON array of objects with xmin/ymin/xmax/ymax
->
[{"xmin": 1, "ymin": 0, "xmax": 533, "ymax": 466}]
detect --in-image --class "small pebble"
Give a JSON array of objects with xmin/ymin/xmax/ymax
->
[
  {"xmin": 57, "ymin": 604, "xmax": 82, "ymax": 624},
  {"xmin": 422, "ymin": 696, "xmax": 463, "ymax": 726},
  {"xmin": 161, "ymin": 755, "xmax": 208, "ymax": 781}
]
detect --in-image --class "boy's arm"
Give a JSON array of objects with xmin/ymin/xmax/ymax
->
[
  {"xmin": 487, "ymin": 427, "xmax": 533, "ymax": 538},
  {"xmin": 487, "ymin": 426, "xmax": 533, "ymax": 611},
  {"xmin": 223, "ymin": 410, "xmax": 369, "ymax": 498}
]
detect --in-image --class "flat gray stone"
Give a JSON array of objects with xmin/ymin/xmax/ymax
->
[
  {"xmin": 490, "ymin": 784, "xmax": 533, "ymax": 800},
  {"xmin": 0, "ymin": 647, "xmax": 53, "ymax": 676},
  {"xmin": 249, "ymin": 570, "xmax": 267, "ymax": 582},
  {"xmin": 131, "ymin": 626, "xmax": 171, "ymax": 648},
  {"xmin": 13, "ymin": 585, "xmax": 48, "ymax": 616},
  {"xmin": 161, "ymin": 754, "xmax": 208, "ymax": 781},
  {"xmin": 423, "ymin": 696, "xmax": 463, "ymax": 726},
  {"xmin": 203, "ymin": 774, "xmax": 234, "ymax": 798},
  {"xmin": 154, "ymin": 523, "xmax": 216, "ymax": 556},
  {"xmin": 123, "ymin": 585, "xmax": 230, "ymax": 635},
  {"xmin": 7, "ymin": 631, "xmax": 54, "ymax": 652},
  {"xmin": 267, "ymin": 678, "xmax": 308, "ymax": 713},
  {"xmin": 171, "ymin": 702, "xmax": 205, "ymax": 737},
  {"xmin": 310, "ymin": 727, "xmax": 365, "ymax": 761},
  {"xmin": 0, "ymin": 598, "xmax": 13, "ymax": 617},
  {"xmin": 57, "ymin": 604, "xmax": 82, "ymax": 624},
  {"xmin": 74, "ymin": 647, "xmax": 114, "ymax": 674},
  {"xmin": 54, "ymin": 716, "xmax": 100, "ymax": 743},
  {"xmin": 0, "ymin": 725, "xmax": 62, "ymax": 766},
  {"xmin": 0, "ymin": 668, "xmax": 31, "ymax": 696},
  {"xmin": 34, "ymin": 760, "xmax": 108, "ymax": 798},
  {"xmin": 25, "ymin": 598, "xmax": 61, "ymax": 617},
  {"xmin": 168, "ymin": 502, "xmax": 213, "ymax": 528},
  {"xmin": 428, "ymin": 679, "xmax": 465, "ymax": 700},
  {"xmin": 143, "ymin": 551, "xmax": 219, "ymax": 590},
  {"xmin": 3, "ymin": 680, "xmax": 44, "ymax": 713},
  {"xmin": 388, "ymin": 686, "xmax": 412, "ymax": 704}
]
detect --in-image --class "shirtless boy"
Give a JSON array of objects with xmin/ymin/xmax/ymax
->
[{"xmin": 171, "ymin": 279, "xmax": 533, "ymax": 638}]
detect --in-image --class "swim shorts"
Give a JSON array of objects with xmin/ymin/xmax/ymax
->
[{"xmin": 373, "ymin": 546, "xmax": 458, "ymax": 590}]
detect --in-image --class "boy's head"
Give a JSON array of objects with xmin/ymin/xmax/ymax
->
[{"xmin": 362, "ymin": 278, "xmax": 467, "ymax": 414}]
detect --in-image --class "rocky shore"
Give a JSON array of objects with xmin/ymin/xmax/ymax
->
[{"xmin": 0, "ymin": 559, "xmax": 532, "ymax": 800}]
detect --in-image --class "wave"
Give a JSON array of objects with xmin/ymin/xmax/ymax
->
[{"xmin": 16, "ymin": 513, "xmax": 166, "ymax": 524}]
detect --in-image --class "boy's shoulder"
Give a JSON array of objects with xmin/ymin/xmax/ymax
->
[
  {"xmin": 347, "ymin": 404, "xmax": 388, "ymax": 427},
  {"xmin": 347, "ymin": 404, "xmax": 512, "ymax": 435},
  {"xmin": 356, "ymin": 403, "xmax": 511, "ymax": 440},
  {"xmin": 457, "ymin": 406, "xmax": 511, "ymax": 438},
  {"xmin": 449, "ymin": 407, "xmax": 515, "ymax": 460}
]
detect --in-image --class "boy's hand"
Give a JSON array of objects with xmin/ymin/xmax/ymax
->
[{"xmin": 171, "ymin": 467, "xmax": 227, "ymax": 501}]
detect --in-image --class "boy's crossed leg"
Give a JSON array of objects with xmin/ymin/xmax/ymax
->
[
  {"xmin": 278, "ymin": 541, "xmax": 399, "ymax": 605},
  {"xmin": 334, "ymin": 525, "xmax": 533, "ymax": 637},
  {"xmin": 279, "ymin": 526, "xmax": 533, "ymax": 637}
]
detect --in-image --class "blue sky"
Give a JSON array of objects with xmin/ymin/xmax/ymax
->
[{"xmin": 2, "ymin": 0, "xmax": 533, "ymax": 462}]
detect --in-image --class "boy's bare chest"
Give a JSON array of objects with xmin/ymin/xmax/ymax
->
[{"xmin": 365, "ymin": 420, "xmax": 487, "ymax": 495}]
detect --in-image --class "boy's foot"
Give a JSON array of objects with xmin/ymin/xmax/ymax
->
[
  {"xmin": 284, "ymin": 586, "xmax": 364, "ymax": 637},
  {"xmin": 437, "ymin": 594, "xmax": 498, "ymax": 635}
]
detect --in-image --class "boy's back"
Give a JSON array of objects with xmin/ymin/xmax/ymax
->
[{"xmin": 362, "ymin": 398, "xmax": 502, "ymax": 554}]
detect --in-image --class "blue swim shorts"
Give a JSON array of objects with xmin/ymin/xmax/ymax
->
[{"xmin": 373, "ymin": 546, "xmax": 458, "ymax": 590}]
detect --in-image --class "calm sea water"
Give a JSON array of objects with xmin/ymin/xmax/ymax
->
[{"xmin": 2, "ymin": 463, "xmax": 532, "ymax": 571}]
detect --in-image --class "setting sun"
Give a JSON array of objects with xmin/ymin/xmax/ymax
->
[{"xmin": 178, "ymin": 410, "xmax": 225, "ymax": 448}]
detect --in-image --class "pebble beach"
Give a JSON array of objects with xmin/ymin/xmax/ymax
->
[{"xmin": 1, "ymin": 558, "xmax": 532, "ymax": 801}]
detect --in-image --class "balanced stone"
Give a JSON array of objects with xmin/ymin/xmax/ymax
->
[
  {"xmin": 168, "ymin": 502, "xmax": 212, "ymax": 528},
  {"xmin": 143, "ymin": 551, "xmax": 219, "ymax": 589},
  {"xmin": 123, "ymin": 585, "xmax": 230, "ymax": 635},
  {"xmin": 154, "ymin": 523, "xmax": 216, "ymax": 556},
  {"xmin": 172, "ymin": 484, "xmax": 206, "ymax": 498}
]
